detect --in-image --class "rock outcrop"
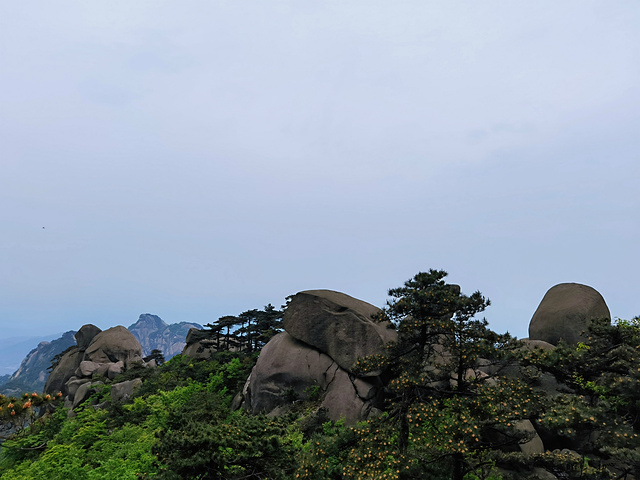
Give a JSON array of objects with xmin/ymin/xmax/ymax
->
[
  {"xmin": 528, "ymin": 283, "xmax": 610, "ymax": 345},
  {"xmin": 44, "ymin": 324, "xmax": 102, "ymax": 397},
  {"xmin": 44, "ymin": 324, "xmax": 146, "ymax": 408},
  {"xmin": 242, "ymin": 290, "xmax": 396, "ymax": 423},
  {"xmin": 181, "ymin": 328, "xmax": 220, "ymax": 359},
  {"xmin": 83, "ymin": 326, "xmax": 143, "ymax": 366},
  {"xmin": 181, "ymin": 327, "xmax": 244, "ymax": 359}
]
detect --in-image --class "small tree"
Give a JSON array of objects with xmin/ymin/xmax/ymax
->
[
  {"xmin": 144, "ymin": 349, "xmax": 165, "ymax": 366},
  {"xmin": 215, "ymin": 315, "xmax": 241, "ymax": 351}
]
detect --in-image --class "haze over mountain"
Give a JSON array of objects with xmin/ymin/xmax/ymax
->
[
  {"xmin": 0, "ymin": 331, "xmax": 76, "ymax": 396},
  {"xmin": 0, "ymin": 333, "xmax": 69, "ymax": 375}
]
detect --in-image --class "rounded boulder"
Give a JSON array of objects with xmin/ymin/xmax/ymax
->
[
  {"xmin": 529, "ymin": 283, "xmax": 610, "ymax": 346},
  {"xmin": 74, "ymin": 324, "xmax": 102, "ymax": 351},
  {"xmin": 84, "ymin": 326, "xmax": 144, "ymax": 366}
]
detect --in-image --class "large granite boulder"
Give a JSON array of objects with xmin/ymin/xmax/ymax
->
[
  {"xmin": 529, "ymin": 283, "xmax": 610, "ymax": 346},
  {"xmin": 282, "ymin": 290, "xmax": 397, "ymax": 374},
  {"xmin": 44, "ymin": 348, "xmax": 83, "ymax": 396},
  {"xmin": 84, "ymin": 326, "xmax": 144, "ymax": 366},
  {"xmin": 247, "ymin": 332, "xmax": 336, "ymax": 413},
  {"xmin": 245, "ymin": 332, "xmax": 382, "ymax": 423},
  {"xmin": 74, "ymin": 324, "xmax": 102, "ymax": 350}
]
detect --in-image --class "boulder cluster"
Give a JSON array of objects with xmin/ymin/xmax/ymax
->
[
  {"xmin": 237, "ymin": 290, "xmax": 397, "ymax": 423},
  {"xmin": 44, "ymin": 324, "xmax": 146, "ymax": 409},
  {"xmin": 230, "ymin": 283, "xmax": 611, "ymax": 427}
]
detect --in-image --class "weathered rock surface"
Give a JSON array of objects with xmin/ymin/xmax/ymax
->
[
  {"xmin": 72, "ymin": 381, "xmax": 103, "ymax": 409},
  {"xmin": 75, "ymin": 324, "xmax": 102, "ymax": 350},
  {"xmin": 282, "ymin": 290, "xmax": 397, "ymax": 374},
  {"xmin": 247, "ymin": 332, "xmax": 336, "ymax": 413},
  {"xmin": 45, "ymin": 324, "xmax": 146, "ymax": 408},
  {"xmin": 181, "ymin": 327, "xmax": 243, "ymax": 359},
  {"xmin": 182, "ymin": 328, "xmax": 219, "ymax": 359},
  {"xmin": 111, "ymin": 378, "xmax": 143, "ymax": 403},
  {"xmin": 44, "ymin": 348, "xmax": 83, "ymax": 397},
  {"xmin": 519, "ymin": 339, "xmax": 556, "ymax": 352},
  {"xmin": 515, "ymin": 419, "xmax": 545, "ymax": 455},
  {"xmin": 84, "ymin": 326, "xmax": 143, "ymax": 366},
  {"xmin": 66, "ymin": 377, "xmax": 90, "ymax": 399},
  {"xmin": 246, "ymin": 332, "xmax": 382, "ymax": 423},
  {"xmin": 529, "ymin": 283, "xmax": 610, "ymax": 345}
]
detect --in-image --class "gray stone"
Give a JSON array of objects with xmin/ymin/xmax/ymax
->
[
  {"xmin": 248, "ymin": 332, "xmax": 336, "ymax": 413},
  {"xmin": 84, "ymin": 326, "xmax": 144, "ymax": 366},
  {"xmin": 66, "ymin": 377, "xmax": 91, "ymax": 400},
  {"xmin": 320, "ymin": 368, "xmax": 368, "ymax": 422},
  {"xmin": 515, "ymin": 419, "xmax": 545, "ymax": 455},
  {"xmin": 111, "ymin": 378, "xmax": 142, "ymax": 403},
  {"xmin": 530, "ymin": 468, "xmax": 559, "ymax": 480},
  {"xmin": 77, "ymin": 360, "xmax": 109, "ymax": 378},
  {"xmin": 282, "ymin": 290, "xmax": 397, "ymax": 375},
  {"xmin": 182, "ymin": 339, "xmax": 217, "ymax": 360},
  {"xmin": 44, "ymin": 348, "xmax": 83, "ymax": 396},
  {"xmin": 107, "ymin": 361, "xmax": 124, "ymax": 379},
  {"xmin": 72, "ymin": 381, "xmax": 103, "ymax": 409},
  {"xmin": 185, "ymin": 327, "xmax": 211, "ymax": 345},
  {"xmin": 246, "ymin": 332, "xmax": 382, "ymax": 423},
  {"xmin": 529, "ymin": 283, "xmax": 610, "ymax": 345},
  {"xmin": 74, "ymin": 324, "xmax": 102, "ymax": 351},
  {"xmin": 519, "ymin": 339, "xmax": 557, "ymax": 352}
]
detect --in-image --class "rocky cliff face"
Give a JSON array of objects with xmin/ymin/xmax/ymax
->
[
  {"xmin": 128, "ymin": 314, "xmax": 202, "ymax": 359},
  {"xmin": 0, "ymin": 331, "xmax": 76, "ymax": 395}
]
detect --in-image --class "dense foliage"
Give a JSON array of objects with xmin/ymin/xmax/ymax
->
[{"xmin": 0, "ymin": 273, "xmax": 638, "ymax": 479}]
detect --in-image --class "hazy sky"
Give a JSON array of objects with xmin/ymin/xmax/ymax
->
[{"xmin": 2, "ymin": 1, "xmax": 639, "ymax": 340}]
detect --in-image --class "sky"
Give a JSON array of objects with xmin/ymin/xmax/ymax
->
[{"xmin": 1, "ymin": 1, "xmax": 639, "ymax": 342}]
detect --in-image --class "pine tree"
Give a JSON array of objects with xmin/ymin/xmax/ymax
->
[
  {"xmin": 354, "ymin": 269, "xmax": 531, "ymax": 479},
  {"xmin": 527, "ymin": 316, "xmax": 640, "ymax": 477}
]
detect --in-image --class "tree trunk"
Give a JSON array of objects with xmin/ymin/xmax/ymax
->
[
  {"xmin": 398, "ymin": 395, "xmax": 410, "ymax": 453},
  {"xmin": 452, "ymin": 453, "xmax": 464, "ymax": 480}
]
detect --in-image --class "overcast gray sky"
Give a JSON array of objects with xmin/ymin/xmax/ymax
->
[{"xmin": 1, "ymin": 1, "xmax": 638, "ymax": 341}]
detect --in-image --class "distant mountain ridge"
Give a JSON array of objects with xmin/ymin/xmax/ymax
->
[
  {"xmin": 0, "ymin": 314, "xmax": 203, "ymax": 394},
  {"xmin": 0, "ymin": 331, "xmax": 77, "ymax": 396},
  {"xmin": 0, "ymin": 333, "xmax": 69, "ymax": 375},
  {"xmin": 128, "ymin": 313, "xmax": 202, "ymax": 359}
]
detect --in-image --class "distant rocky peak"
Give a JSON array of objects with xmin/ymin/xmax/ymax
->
[
  {"xmin": 127, "ymin": 313, "xmax": 201, "ymax": 359},
  {"xmin": 129, "ymin": 314, "xmax": 168, "ymax": 331}
]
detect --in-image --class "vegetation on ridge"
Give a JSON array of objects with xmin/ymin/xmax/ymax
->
[{"xmin": 0, "ymin": 272, "xmax": 638, "ymax": 479}]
